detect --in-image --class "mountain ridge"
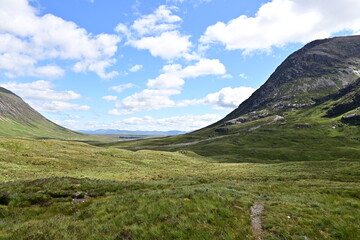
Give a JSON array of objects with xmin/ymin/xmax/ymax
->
[
  {"xmin": 111, "ymin": 35, "xmax": 360, "ymax": 163},
  {"xmin": 0, "ymin": 87, "xmax": 88, "ymax": 139},
  {"xmin": 218, "ymin": 35, "xmax": 360, "ymax": 125}
]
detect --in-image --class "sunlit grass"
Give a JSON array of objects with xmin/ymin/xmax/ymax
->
[{"xmin": 0, "ymin": 136, "xmax": 359, "ymax": 239}]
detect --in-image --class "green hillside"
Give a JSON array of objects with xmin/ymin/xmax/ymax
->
[
  {"xmin": 0, "ymin": 87, "xmax": 107, "ymax": 142},
  {"xmin": 107, "ymin": 94, "xmax": 360, "ymax": 163}
]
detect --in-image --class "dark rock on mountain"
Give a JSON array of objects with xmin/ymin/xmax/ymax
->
[{"xmin": 220, "ymin": 35, "xmax": 360, "ymax": 124}]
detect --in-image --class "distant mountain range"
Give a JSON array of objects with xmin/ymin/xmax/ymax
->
[{"xmin": 79, "ymin": 129, "xmax": 187, "ymax": 136}]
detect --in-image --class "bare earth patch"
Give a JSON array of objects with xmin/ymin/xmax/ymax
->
[{"xmin": 250, "ymin": 202, "xmax": 264, "ymax": 239}]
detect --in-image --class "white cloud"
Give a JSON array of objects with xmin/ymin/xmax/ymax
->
[
  {"xmin": 166, "ymin": 0, "xmax": 213, "ymax": 4},
  {"xmin": 118, "ymin": 114, "xmax": 222, "ymax": 131},
  {"xmin": 0, "ymin": 0, "xmax": 120, "ymax": 78},
  {"xmin": 129, "ymin": 64, "xmax": 143, "ymax": 72},
  {"xmin": 239, "ymin": 73, "xmax": 248, "ymax": 79},
  {"xmin": 147, "ymin": 58, "xmax": 226, "ymax": 89},
  {"xmin": 28, "ymin": 100, "xmax": 90, "ymax": 113},
  {"xmin": 109, "ymin": 89, "xmax": 180, "ymax": 115},
  {"xmin": 73, "ymin": 58, "xmax": 119, "ymax": 79},
  {"xmin": 202, "ymin": 86, "xmax": 255, "ymax": 109},
  {"xmin": 0, "ymin": 80, "xmax": 90, "ymax": 112},
  {"xmin": 147, "ymin": 64, "xmax": 184, "ymax": 89},
  {"xmin": 0, "ymin": 80, "xmax": 80, "ymax": 101},
  {"xmin": 110, "ymin": 58, "xmax": 227, "ymax": 114},
  {"xmin": 131, "ymin": 5, "xmax": 182, "ymax": 36},
  {"xmin": 34, "ymin": 65, "xmax": 65, "ymax": 78},
  {"xmin": 109, "ymin": 83, "xmax": 253, "ymax": 116},
  {"xmin": 102, "ymin": 95, "xmax": 118, "ymax": 101},
  {"xmin": 59, "ymin": 114, "xmax": 222, "ymax": 132},
  {"xmin": 109, "ymin": 83, "xmax": 135, "ymax": 93},
  {"xmin": 116, "ymin": 5, "xmax": 194, "ymax": 60},
  {"xmin": 200, "ymin": 0, "xmax": 360, "ymax": 53},
  {"xmin": 221, "ymin": 74, "xmax": 233, "ymax": 79},
  {"xmin": 131, "ymin": 31, "xmax": 192, "ymax": 60},
  {"xmin": 181, "ymin": 58, "xmax": 226, "ymax": 78}
]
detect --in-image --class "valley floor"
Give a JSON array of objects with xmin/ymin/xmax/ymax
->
[{"xmin": 0, "ymin": 137, "xmax": 359, "ymax": 239}]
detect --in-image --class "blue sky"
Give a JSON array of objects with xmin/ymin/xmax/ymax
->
[{"xmin": 1, "ymin": 0, "xmax": 360, "ymax": 131}]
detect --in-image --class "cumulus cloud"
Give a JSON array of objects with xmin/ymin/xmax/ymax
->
[
  {"xmin": 59, "ymin": 114, "xmax": 222, "ymax": 132},
  {"xmin": 118, "ymin": 114, "xmax": 221, "ymax": 131},
  {"xmin": 221, "ymin": 74, "xmax": 233, "ymax": 79},
  {"xmin": 109, "ymin": 83, "xmax": 135, "ymax": 93},
  {"xmin": 201, "ymin": 86, "xmax": 255, "ymax": 109},
  {"xmin": 115, "ymin": 5, "xmax": 194, "ymax": 60},
  {"xmin": 0, "ymin": 80, "xmax": 80, "ymax": 101},
  {"xmin": 129, "ymin": 64, "xmax": 143, "ymax": 72},
  {"xmin": 131, "ymin": 31, "xmax": 192, "ymax": 60},
  {"xmin": 73, "ymin": 58, "xmax": 119, "ymax": 79},
  {"xmin": 28, "ymin": 100, "xmax": 90, "ymax": 113},
  {"xmin": 239, "ymin": 73, "xmax": 248, "ymax": 79},
  {"xmin": 109, "ymin": 58, "xmax": 226, "ymax": 115},
  {"xmin": 177, "ymin": 86, "xmax": 256, "ymax": 109},
  {"xmin": 131, "ymin": 5, "xmax": 182, "ymax": 36},
  {"xmin": 200, "ymin": 0, "xmax": 360, "ymax": 53},
  {"xmin": 109, "ymin": 89, "xmax": 181, "ymax": 115},
  {"xmin": 147, "ymin": 58, "xmax": 226, "ymax": 89},
  {"xmin": 108, "ymin": 85, "xmax": 253, "ymax": 116},
  {"xmin": 0, "ymin": 80, "xmax": 90, "ymax": 112},
  {"xmin": 0, "ymin": 0, "xmax": 120, "ymax": 78},
  {"xmin": 102, "ymin": 95, "xmax": 118, "ymax": 101}
]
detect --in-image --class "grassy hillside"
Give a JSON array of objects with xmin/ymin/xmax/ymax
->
[
  {"xmin": 103, "ymin": 98, "xmax": 360, "ymax": 163},
  {"xmin": 0, "ymin": 137, "xmax": 359, "ymax": 239},
  {"xmin": 0, "ymin": 87, "xmax": 106, "ymax": 142}
]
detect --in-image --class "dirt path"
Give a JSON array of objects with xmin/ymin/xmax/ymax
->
[
  {"xmin": 137, "ymin": 115, "xmax": 284, "ymax": 149},
  {"xmin": 163, "ymin": 135, "xmax": 228, "ymax": 147},
  {"xmin": 248, "ymin": 115, "xmax": 284, "ymax": 132},
  {"xmin": 250, "ymin": 202, "xmax": 264, "ymax": 239},
  {"xmin": 134, "ymin": 135, "xmax": 231, "ymax": 149}
]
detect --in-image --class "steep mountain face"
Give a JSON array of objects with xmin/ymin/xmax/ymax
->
[
  {"xmin": 0, "ymin": 87, "xmax": 49, "ymax": 123},
  {"xmin": 109, "ymin": 35, "xmax": 360, "ymax": 163},
  {"xmin": 221, "ymin": 35, "xmax": 360, "ymax": 124},
  {"xmin": 0, "ymin": 87, "xmax": 82, "ymax": 138}
]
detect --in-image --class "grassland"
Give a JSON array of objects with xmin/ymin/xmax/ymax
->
[
  {"xmin": 0, "ymin": 135, "xmax": 359, "ymax": 239},
  {"xmin": 102, "ymin": 101, "xmax": 360, "ymax": 165}
]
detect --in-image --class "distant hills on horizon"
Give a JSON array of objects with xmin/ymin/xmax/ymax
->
[{"xmin": 78, "ymin": 129, "xmax": 187, "ymax": 136}]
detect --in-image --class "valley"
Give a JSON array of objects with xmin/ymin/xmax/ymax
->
[{"xmin": 0, "ymin": 35, "xmax": 360, "ymax": 239}]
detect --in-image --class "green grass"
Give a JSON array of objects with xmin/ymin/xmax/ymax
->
[
  {"xmin": 0, "ymin": 118, "xmax": 115, "ymax": 145},
  {"xmin": 0, "ymin": 93, "xmax": 359, "ymax": 239},
  {"xmin": 0, "ymin": 136, "xmax": 359, "ymax": 239},
  {"xmin": 106, "ymin": 101, "xmax": 360, "ymax": 163}
]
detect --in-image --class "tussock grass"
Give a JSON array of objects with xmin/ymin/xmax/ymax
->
[{"xmin": 0, "ymin": 136, "xmax": 359, "ymax": 239}]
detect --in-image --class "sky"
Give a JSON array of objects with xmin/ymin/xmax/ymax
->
[{"xmin": 1, "ymin": 0, "xmax": 360, "ymax": 132}]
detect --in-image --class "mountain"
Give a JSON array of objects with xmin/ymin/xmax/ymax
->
[
  {"xmin": 113, "ymin": 35, "xmax": 360, "ymax": 163},
  {"xmin": 0, "ymin": 87, "xmax": 85, "ymax": 139},
  {"xmin": 218, "ymin": 35, "xmax": 360, "ymax": 125},
  {"xmin": 79, "ymin": 129, "xmax": 186, "ymax": 136}
]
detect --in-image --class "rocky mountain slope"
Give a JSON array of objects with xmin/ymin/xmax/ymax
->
[
  {"xmin": 219, "ymin": 35, "xmax": 360, "ymax": 125},
  {"xmin": 112, "ymin": 35, "xmax": 360, "ymax": 162}
]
